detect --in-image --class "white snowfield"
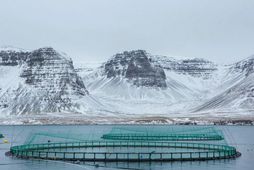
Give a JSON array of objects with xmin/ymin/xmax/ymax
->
[
  {"xmin": 0, "ymin": 47, "xmax": 254, "ymax": 124},
  {"xmin": 77, "ymin": 54, "xmax": 254, "ymax": 118}
]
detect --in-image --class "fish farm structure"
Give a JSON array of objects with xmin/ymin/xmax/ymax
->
[
  {"xmin": 102, "ymin": 126, "xmax": 224, "ymax": 141},
  {"xmin": 10, "ymin": 126, "xmax": 240, "ymax": 162}
]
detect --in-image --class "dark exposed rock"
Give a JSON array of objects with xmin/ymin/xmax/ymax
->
[
  {"xmin": 20, "ymin": 47, "xmax": 88, "ymax": 95},
  {"xmin": 0, "ymin": 49, "xmax": 29, "ymax": 66},
  {"xmin": 105, "ymin": 51, "xmax": 133, "ymax": 78},
  {"xmin": 104, "ymin": 50, "xmax": 167, "ymax": 88},
  {"xmin": 151, "ymin": 56, "xmax": 217, "ymax": 79},
  {"xmin": 0, "ymin": 47, "xmax": 89, "ymax": 114},
  {"xmin": 231, "ymin": 55, "xmax": 254, "ymax": 76}
]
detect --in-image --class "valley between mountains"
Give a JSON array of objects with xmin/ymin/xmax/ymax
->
[{"xmin": 0, "ymin": 46, "xmax": 253, "ymax": 124}]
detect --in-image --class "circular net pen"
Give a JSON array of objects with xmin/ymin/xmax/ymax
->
[
  {"xmin": 10, "ymin": 140, "xmax": 239, "ymax": 162},
  {"xmin": 9, "ymin": 126, "xmax": 240, "ymax": 162},
  {"xmin": 102, "ymin": 126, "xmax": 224, "ymax": 141}
]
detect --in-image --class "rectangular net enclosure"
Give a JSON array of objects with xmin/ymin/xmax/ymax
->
[{"xmin": 9, "ymin": 125, "xmax": 240, "ymax": 162}]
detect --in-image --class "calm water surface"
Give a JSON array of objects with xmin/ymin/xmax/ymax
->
[{"xmin": 0, "ymin": 125, "xmax": 253, "ymax": 170}]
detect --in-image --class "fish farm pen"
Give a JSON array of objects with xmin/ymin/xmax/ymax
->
[
  {"xmin": 10, "ymin": 126, "xmax": 240, "ymax": 162},
  {"xmin": 102, "ymin": 126, "xmax": 224, "ymax": 141}
]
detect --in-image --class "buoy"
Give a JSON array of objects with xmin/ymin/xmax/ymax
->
[{"xmin": 3, "ymin": 139, "xmax": 9, "ymax": 143}]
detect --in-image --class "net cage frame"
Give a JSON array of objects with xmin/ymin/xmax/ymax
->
[
  {"xmin": 10, "ymin": 140, "xmax": 238, "ymax": 162},
  {"xmin": 10, "ymin": 126, "xmax": 241, "ymax": 162},
  {"xmin": 101, "ymin": 126, "xmax": 224, "ymax": 141},
  {"xmin": 9, "ymin": 126, "xmax": 240, "ymax": 162}
]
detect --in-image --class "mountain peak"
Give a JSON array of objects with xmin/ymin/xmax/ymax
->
[
  {"xmin": 231, "ymin": 55, "xmax": 254, "ymax": 76},
  {"xmin": 103, "ymin": 50, "xmax": 167, "ymax": 88},
  {"xmin": 0, "ymin": 47, "xmax": 89, "ymax": 114},
  {"xmin": 32, "ymin": 47, "xmax": 60, "ymax": 57},
  {"xmin": 123, "ymin": 49, "xmax": 147, "ymax": 55},
  {"xmin": 151, "ymin": 55, "xmax": 217, "ymax": 79}
]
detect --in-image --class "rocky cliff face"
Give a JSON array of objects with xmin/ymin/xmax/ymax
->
[
  {"xmin": 0, "ymin": 47, "xmax": 89, "ymax": 115},
  {"xmin": 20, "ymin": 47, "xmax": 87, "ymax": 95},
  {"xmin": 151, "ymin": 56, "xmax": 217, "ymax": 79},
  {"xmin": 0, "ymin": 47, "xmax": 29, "ymax": 66},
  {"xmin": 104, "ymin": 50, "xmax": 167, "ymax": 88},
  {"xmin": 1, "ymin": 46, "xmax": 254, "ymax": 118},
  {"xmin": 230, "ymin": 55, "xmax": 254, "ymax": 76}
]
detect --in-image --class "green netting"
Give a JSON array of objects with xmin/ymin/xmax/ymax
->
[
  {"xmin": 9, "ymin": 126, "xmax": 239, "ymax": 162},
  {"xmin": 25, "ymin": 132, "xmax": 91, "ymax": 144},
  {"xmin": 102, "ymin": 126, "xmax": 224, "ymax": 141},
  {"xmin": 10, "ymin": 141, "xmax": 238, "ymax": 161}
]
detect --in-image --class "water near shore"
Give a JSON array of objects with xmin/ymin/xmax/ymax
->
[{"xmin": 0, "ymin": 125, "xmax": 254, "ymax": 170}]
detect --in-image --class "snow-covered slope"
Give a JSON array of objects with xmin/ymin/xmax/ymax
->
[
  {"xmin": 83, "ymin": 50, "xmax": 209, "ymax": 100},
  {"xmin": 1, "ymin": 46, "xmax": 254, "ymax": 122},
  {"xmin": 76, "ymin": 50, "xmax": 254, "ymax": 117},
  {"xmin": 0, "ymin": 47, "xmax": 107, "ymax": 116},
  {"xmin": 194, "ymin": 74, "xmax": 254, "ymax": 112},
  {"xmin": 194, "ymin": 56, "xmax": 254, "ymax": 113},
  {"xmin": 78, "ymin": 50, "xmax": 223, "ymax": 115},
  {"xmin": 151, "ymin": 55, "xmax": 218, "ymax": 79}
]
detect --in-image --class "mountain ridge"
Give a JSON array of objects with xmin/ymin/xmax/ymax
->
[{"xmin": 0, "ymin": 46, "xmax": 254, "ymax": 123}]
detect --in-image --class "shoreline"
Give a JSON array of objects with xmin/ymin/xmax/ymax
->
[{"xmin": 0, "ymin": 115, "xmax": 253, "ymax": 125}]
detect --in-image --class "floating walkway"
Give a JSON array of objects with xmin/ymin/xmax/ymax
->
[{"xmin": 10, "ymin": 140, "xmax": 238, "ymax": 162}]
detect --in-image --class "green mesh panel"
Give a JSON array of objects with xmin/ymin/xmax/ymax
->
[
  {"xmin": 9, "ymin": 126, "xmax": 239, "ymax": 162},
  {"xmin": 102, "ymin": 126, "xmax": 224, "ymax": 141}
]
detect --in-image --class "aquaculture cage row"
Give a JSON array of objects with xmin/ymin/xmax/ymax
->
[
  {"xmin": 9, "ymin": 126, "xmax": 240, "ymax": 162},
  {"xmin": 10, "ymin": 140, "xmax": 238, "ymax": 162},
  {"xmin": 102, "ymin": 133, "xmax": 223, "ymax": 141},
  {"xmin": 102, "ymin": 126, "xmax": 224, "ymax": 141}
]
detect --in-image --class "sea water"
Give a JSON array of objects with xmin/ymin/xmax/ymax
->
[{"xmin": 0, "ymin": 125, "xmax": 253, "ymax": 170}]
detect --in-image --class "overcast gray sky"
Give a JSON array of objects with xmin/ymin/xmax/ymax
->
[{"xmin": 0, "ymin": 0, "xmax": 254, "ymax": 64}]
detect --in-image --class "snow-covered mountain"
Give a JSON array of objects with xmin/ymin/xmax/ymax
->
[
  {"xmin": 85, "ymin": 51, "xmax": 209, "ymax": 100},
  {"xmin": 151, "ymin": 55, "xmax": 218, "ymax": 79},
  {"xmin": 0, "ymin": 46, "xmax": 254, "ymax": 124},
  {"xmin": 105, "ymin": 50, "xmax": 167, "ymax": 88},
  {"xmin": 0, "ymin": 47, "xmax": 105, "ymax": 116},
  {"xmin": 77, "ymin": 50, "xmax": 254, "ymax": 118},
  {"xmin": 77, "ymin": 50, "xmax": 220, "ymax": 116},
  {"xmin": 0, "ymin": 46, "xmax": 29, "ymax": 66},
  {"xmin": 194, "ymin": 56, "xmax": 254, "ymax": 114}
]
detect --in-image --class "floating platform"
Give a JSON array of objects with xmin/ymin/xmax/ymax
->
[{"xmin": 10, "ymin": 140, "xmax": 238, "ymax": 162}]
